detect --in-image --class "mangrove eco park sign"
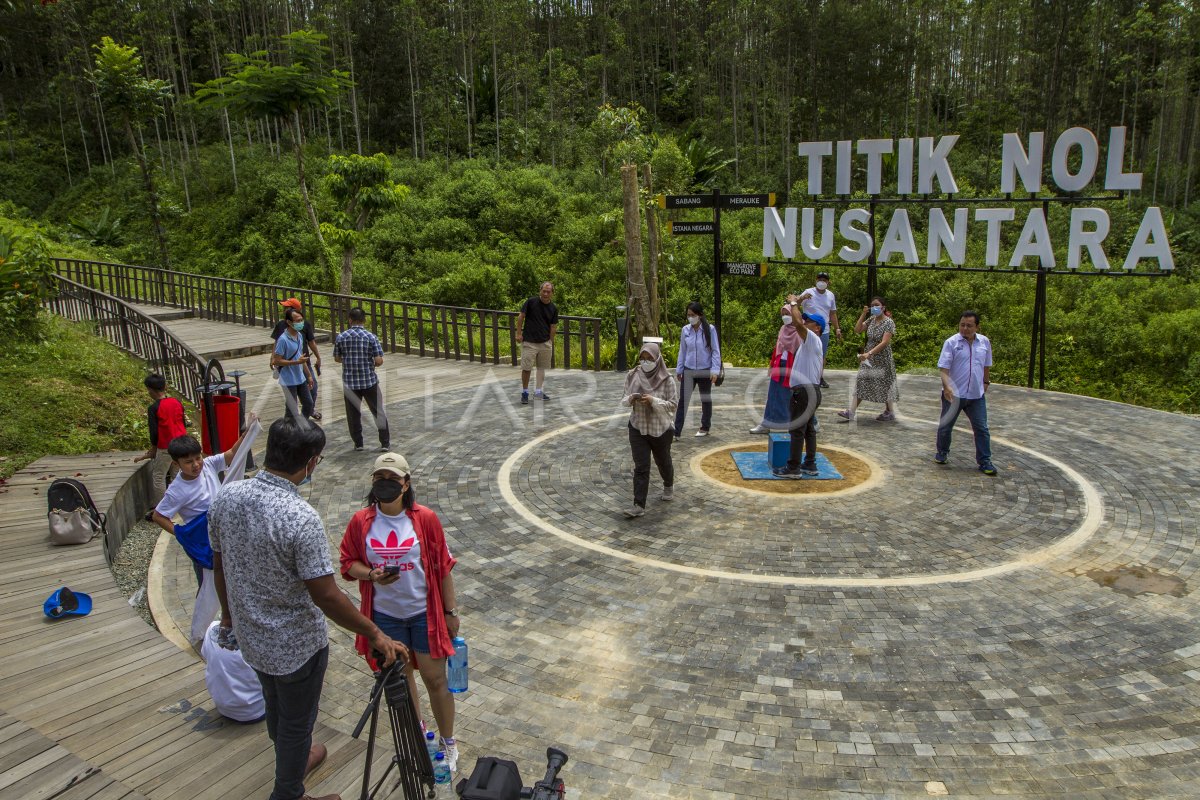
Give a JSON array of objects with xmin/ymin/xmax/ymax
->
[{"xmin": 762, "ymin": 126, "xmax": 1175, "ymax": 273}]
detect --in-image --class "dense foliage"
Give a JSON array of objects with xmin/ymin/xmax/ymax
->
[{"xmin": 0, "ymin": 1, "xmax": 1196, "ymax": 411}]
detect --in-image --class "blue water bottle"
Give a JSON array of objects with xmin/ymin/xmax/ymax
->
[
  {"xmin": 425, "ymin": 730, "xmax": 440, "ymax": 763},
  {"xmin": 447, "ymin": 636, "xmax": 468, "ymax": 694},
  {"xmin": 433, "ymin": 751, "xmax": 451, "ymax": 786}
]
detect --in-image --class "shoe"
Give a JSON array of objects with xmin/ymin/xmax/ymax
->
[
  {"xmin": 521, "ymin": 390, "xmax": 529, "ymax": 405},
  {"xmin": 934, "ymin": 453, "xmax": 948, "ymax": 465},
  {"xmin": 749, "ymin": 424, "xmax": 769, "ymax": 434},
  {"xmin": 623, "ymin": 505, "xmax": 645, "ymax": 518},
  {"xmin": 673, "ymin": 433, "xmax": 681, "ymax": 441},
  {"xmin": 819, "ymin": 379, "xmax": 830, "ymax": 389},
  {"xmin": 536, "ymin": 391, "xmax": 551, "ymax": 401},
  {"xmin": 876, "ymin": 412, "xmax": 895, "ymax": 422},
  {"xmin": 980, "ymin": 463, "xmax": 998, "ymax": 476},
  {"xmin": 800, "ymin": 463, "xmax": 819, "ymax": 476},
  {"xmin": 378, "ymin": 445, "xmax": 389, "ymax": 452},
  {"xmin": 440, "ymin": 737, "xmax": 459, "ymax": 772},
  {"xmin": 836, "ymin": 410, "xmax": 854, "ymax": 421},
  {"xmin": 299, "ymin": 794, "xmax": 341, "ymax": 800},
  {"xmin": 305, "ymin": 743, "xmax": 327, "ymax": 776},
  {"xmin": 771, "ymin": 466, "xmax": 803, "ymax": 480},
  {"xmin": 353, "ymin": 445, "xmax": 364, "ymax": 452},
  {"xmin": 310, "ymin": 412, "xmax": 323, "ymax": 421},
  {"xmin": 661, "ymin": 486, "xmax": 674, "ymax": 501},
  {"xmin": 695, "ymin": 429, "xmax": 709, "ymax": 437}
]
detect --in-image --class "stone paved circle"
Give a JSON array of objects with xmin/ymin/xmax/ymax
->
[{"xmin": 163, "ymin": 369, "xmax": 1200, "ymax": 798}]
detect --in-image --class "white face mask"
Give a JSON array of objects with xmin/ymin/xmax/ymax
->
[
  {"xmin": 639, "ymin": 360, "xmax": 657, "ymax": 373},
  {"xmin": 687, "ymin": 315, "xmax": 700, "ymax": 326},
  {"xmin": 816, "ymin": 281, "xmax": 828, "ymax": 291},
  {"xmin": 781, "ymin": 315, "xmax": 793, "ymax": 325}
]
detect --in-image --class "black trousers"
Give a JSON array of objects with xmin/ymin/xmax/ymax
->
[
  {"xmin": 343, "ymin": 383, "xmax": 390, "ymax": 448},
  {"xmin": 787, "ymin": 384, "xmax": 821, "ymax": 469},
  {"xmin": 255, "ymin": 646, "xmax": 329, "ymax": 800},
  {"xmin": 629, "ymin": 424, "xmax": 674, "ymax": 508}
]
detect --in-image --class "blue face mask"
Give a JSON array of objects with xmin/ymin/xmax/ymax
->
[
  {"xmin": 292, "ymin": 321, "xmax": 305, "ymax": 331},
  {"xmin": 869, "ymin": 306, "xmax": 883, "ymax": 316}
]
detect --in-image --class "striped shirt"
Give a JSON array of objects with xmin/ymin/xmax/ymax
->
[{"xmin": 333, "ymin": 326, "xmax": 384, "ymax": 390}]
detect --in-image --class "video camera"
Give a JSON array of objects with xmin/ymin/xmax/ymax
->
[{"xmin": 457, "ymin": 746, "xmax": 568, "ymax": 800}]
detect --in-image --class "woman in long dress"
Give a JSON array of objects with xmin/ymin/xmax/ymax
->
[{"xmin": 838, "ymin": 296, "xmax": 898, "ymax": 422}]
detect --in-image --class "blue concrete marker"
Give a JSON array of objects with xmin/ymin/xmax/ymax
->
[{"xmin": 731, "ymin": 451, "xmax": 843, "ymax": 480}]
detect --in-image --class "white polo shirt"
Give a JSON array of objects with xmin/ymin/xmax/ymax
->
[
  {"xmin": 789, "ymin": 331, "xmax": 825, "ymax": 387},
  {"xmin": 938, "ymin": 332, "xmax": 992, "ymax": 400}
]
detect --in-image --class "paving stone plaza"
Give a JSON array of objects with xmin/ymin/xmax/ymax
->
[{"xmin": 161, "ymin": 368, "xmax": 1200, "ymax": 798}]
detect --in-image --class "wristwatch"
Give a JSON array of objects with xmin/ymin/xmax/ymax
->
[{"xmin": 444, "ymin": 608, "xmax": 459, "ymax": 618}]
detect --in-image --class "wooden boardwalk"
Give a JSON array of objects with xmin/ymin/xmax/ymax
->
[{"xmin": 0, "ymin": 307, "xmax": 504, "ymax": 799}]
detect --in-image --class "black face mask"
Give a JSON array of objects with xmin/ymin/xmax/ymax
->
[{"xmin": 372, "ymin": 478, "xmax": 405, "ymax": 504}]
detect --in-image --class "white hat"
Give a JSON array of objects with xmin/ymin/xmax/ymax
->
[{"xmin": 372, "ymin": 452, "xmax": 411, "ymax": 480}]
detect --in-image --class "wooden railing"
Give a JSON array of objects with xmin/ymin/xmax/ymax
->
[
  {"xmin": 45, "ymin": 276, "xmax": 211, "ymax": 407},
  {"xmin": 52, "ymin": 258, "xmax": 605, "ymax": 371}
]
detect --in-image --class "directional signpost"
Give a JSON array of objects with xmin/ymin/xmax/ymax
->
[{"xmin": 657, "ymin": 190, "xmax": 778, "ymax": 331}]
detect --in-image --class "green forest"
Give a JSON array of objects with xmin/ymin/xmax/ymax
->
[{"xmin": 1, "ymin": 0, "xmax": 1198, "ymax": 411}]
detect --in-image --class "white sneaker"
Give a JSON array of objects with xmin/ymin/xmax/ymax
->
[
  {"xmin": 440, "ymin": 737, "xmax": 458, "ymax": 772},
  {"xmin": 661, "ymin": 486, "xmax": 674, "ymax": 501},
  {"xmin": 749, "ymin": 424, "xmax": 769, "ymax": 434},
  {"xmin": 694, "ymin": 429, "xmax": 710, "ymax": 437},
  {"xmin": 623, "ymin": 505, "xmax": 645, "ymax": 518}
]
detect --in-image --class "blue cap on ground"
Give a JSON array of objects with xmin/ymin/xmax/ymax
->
[
  {"xmin": 802, "ymin": 313, "xmax": 826, "ymax": 334},
  {"xmin": 43, "ymin": 586, "xmax": 92, "ymax": 618}
]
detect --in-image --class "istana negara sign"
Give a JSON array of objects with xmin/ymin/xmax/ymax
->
[{"xmin": 762, "ymin": 126, "xmax": 1175, "ymax": 273}]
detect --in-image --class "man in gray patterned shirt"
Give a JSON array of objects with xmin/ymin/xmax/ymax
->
[{"xmin": 211, "ymin": 418, "xmax": 408, "ymax": 800}]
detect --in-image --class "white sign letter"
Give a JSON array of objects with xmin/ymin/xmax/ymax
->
[
  {"xmin": 1051, "ymin": 127, "xmax": 1099, "ymax": 192},
  {"xmin": 762, "ymin": 207, "xmax": 796, "ymax": 259},
  {"xmin": 1104, "ymin": 126, "xmax": 1142, "ymax": 191},
  {"xmin": 800, "ymin": 207, "xmax": 835, "ymax": 260},
  {"xmin": 1010, "ymin": 207, "xmax": 1056, "ymax": 268},
  {"xmin": 797, "ymin": 141, "xmax": 832, "ymax": 195},
  {"xmin": 838, "ymin": 208, "xmax": 872, "ymax": 262},
  {"xmin": 1000, "ymin": 132, "xmax": 1044, "ymax": 194},
  {"xmin": 928, "ymin": 207, "xmax": 969, "ymax": 265},
  {"xmin": 975, "ymin": 208, "xmax": 1016, "ymax": 266},
  {"xmin": 1067, "ymin": 208, "xmax": 1111, "ymax": 270},
  {"xmin": 857, "ymin": 138, "xmax": 893, "ymax": 195},
  {"xmin": 917, "ymin": 135, "xmax": 960, "ymax": 194},
  {"xmin": 897, "ymin": 138, "xmax": 914, "ymax": 195},
  {"xmin": 877, "ymin": 209, "xmax": 919, "ymax": 264},
  {"xmin": 1122, "ymin": 207, "xmax": 1175, "ymax": 271},
  {"xmin": 836, "ymin": 140, "xmax": 853, "ymax": 195}
]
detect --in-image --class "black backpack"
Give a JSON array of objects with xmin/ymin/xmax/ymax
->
[
  {"xmin": 47, "ymin": 477, "xmax": 107, "ymax": 546},
  {"xmin": 456, "ymin": 756, "xmax": 524, "ymax": 800}
]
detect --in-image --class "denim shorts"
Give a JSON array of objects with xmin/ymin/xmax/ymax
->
[{"xmin": 373, "ymin": 610, "xmax": 430, "ymax": 654}]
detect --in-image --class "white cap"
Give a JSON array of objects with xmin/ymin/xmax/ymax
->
[{"xmin": 371, "ymin": 452, "xmax": 411, "ymax": 480}]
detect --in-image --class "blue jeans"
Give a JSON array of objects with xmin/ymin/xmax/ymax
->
[
  {"xmin": 255, "ymin": 646, "xmax": 329, "ymax": 800},
  {"xmin": 674, "ymin": 371, "xmax": 713, "ymax": 435},
  {"xmin": 374, "ymin": 610, "xmax": 430, "ymax": 655},
  {"xmin": 936, "ymin": 394, "xmax": 992, "ymax": 466}
]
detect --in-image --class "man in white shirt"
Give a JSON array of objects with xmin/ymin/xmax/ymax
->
[
  {"xmin": 798, "ymin": 271, "xmax": 841, "ymax": 388},
  {"xmin": 200, "ymin": 621, "xmax": 266, "ymax": 723},
  {"xmin": 773, "ymin": 297, "xmax": 825, "ymax": 478},
  {"xmin": 935, "ymin": 310, "xmax": 997, "ymax": 475}
]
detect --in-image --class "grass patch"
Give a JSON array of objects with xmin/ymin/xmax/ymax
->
[{"xmin": 0, "ymin": 314, "xmax": 152, "ymax": 478}]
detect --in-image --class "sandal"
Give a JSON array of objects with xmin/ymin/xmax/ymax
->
[
  {"xmin": 836, "ymin": 409, "xmax": 854, "ymax": 421},
  {"xmin": 876, "ymin": 411, "xmax": 895, "ymax": 422},
  {"xmin": 310, "ymin": 412, "xmax": 323, "ymax": 421}
]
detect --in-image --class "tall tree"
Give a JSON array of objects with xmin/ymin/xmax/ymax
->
[
  {"xmin": 88, "ymin": 37, "xmax": 172, "ymax": 269},
  {"xmin": 320, "ymin": 153, "xmax": 408, "ymax": 295},
  {"xmin": 196, "ymin": 29, "xmax": 351, "ymax": 284}
]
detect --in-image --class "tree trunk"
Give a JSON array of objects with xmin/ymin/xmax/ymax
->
[
  {"xmin": 641, "ymin": 163, "xmax": 660, "ymax": 332},
  {"xmin": 340, "ymin": 245, "xmax": 356, "ymax": 297},
  {"xmin": 291, "ymin": 109, "xmax": 332, "ymax": 282},
  {"xmin": 125, "ymin": 118, "xmax": 170, "ymax": 271},
  {"xmin": 620, "ymin": 164, "xmax": 654, "ymax": 340}
]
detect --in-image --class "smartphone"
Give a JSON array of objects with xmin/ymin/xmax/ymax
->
[{"xmin": 383, "ymin": 564, "xmax": 401, "ymax": 576}]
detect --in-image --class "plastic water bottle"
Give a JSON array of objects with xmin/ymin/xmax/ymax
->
[
  {"xmin": 447, "ymin": 636, "xmax": 468, "ymax": 693},
  {"xmin": 425, "ymin": 731, "xmax": 440, "ymax": 763},
  {"xmin": 433, "ymin": 751, "xmax": 451, "ymax": 787}
]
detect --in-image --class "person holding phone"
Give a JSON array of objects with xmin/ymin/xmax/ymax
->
[
  {"xmin": 272, "ymin": 309, "xmax": 317, "ymax": 421},
  {"xmin": 338, "ymin": 452, "xmax": 462, "ymax": 771},
  {"xmin": 621, "ymin": 342, "xmax": 679, "ymax": 518}
]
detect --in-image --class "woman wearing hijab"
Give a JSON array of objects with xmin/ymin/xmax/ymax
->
[
  {"xmin": 338, "ymin": 452, "xmax": 462, "ymax": 771},
  {"xmin": 750, "ymin": 304, "xmax": 804, "ymax": 433},
  {"xmin": 621, "ymin": 342, "xmax": 679, "ymax": 518}
]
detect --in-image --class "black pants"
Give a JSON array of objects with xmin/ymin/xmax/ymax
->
[
  {"xmin": 255, "ymin": 646, "xmax": 329, "ymax": 800},
  {"xmin": 343, "ymin": 383, "xmax": 390, "ymax": 448},
  {"xmin": 629, "ymin": 424, "xmax": 674, "ymax": 508},
  {"xmin": 282, "ymin": 382, "xmax": 315, "ymax": 420},
  {"xmin": 787, "ymin": 384, "xmax": 821, "ymax": 469},
  {"xmin": 673, "ymin": 371, "xmax": 713, "ymax": 435}
]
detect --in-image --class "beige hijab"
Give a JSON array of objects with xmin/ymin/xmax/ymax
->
[{"xmin": 624, "ymin": 341, "xmax": 671, "ymax": 395}]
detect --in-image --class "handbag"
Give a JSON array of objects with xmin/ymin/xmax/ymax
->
[{"xmin": 714, "ymin": 363, "xmax": 726, "ymax": 387}]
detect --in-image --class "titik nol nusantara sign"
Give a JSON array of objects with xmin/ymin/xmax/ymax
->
[{"xmin": 762, "ymin": 127, "xmax": 1175, "ymax": 273}]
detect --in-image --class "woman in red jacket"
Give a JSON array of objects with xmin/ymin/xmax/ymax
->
[{"xmin": 339, "ymin": 452, "xmax": 461, "ymax": 771}]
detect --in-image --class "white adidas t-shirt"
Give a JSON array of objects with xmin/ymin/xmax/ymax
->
[{"xmin": 366, "ymin": 510, "xmax": 427, "ymax": 620}]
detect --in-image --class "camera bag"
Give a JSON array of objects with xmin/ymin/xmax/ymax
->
[{"xmin": 457, "ymin": 756, "xmax": 523, "ymax": 800}]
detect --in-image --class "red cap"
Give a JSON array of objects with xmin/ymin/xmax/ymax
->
[{"xmin": 280, "ymin": 298, "xmax": 302, "ymax": 309}]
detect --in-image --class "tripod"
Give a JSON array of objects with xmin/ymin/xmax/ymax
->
[{"xmin": 352, "ymin": 659, "xmax": 436, "ymax": 800}]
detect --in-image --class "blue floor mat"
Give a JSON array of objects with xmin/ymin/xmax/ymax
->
[{"xmin": 731, "ymin": 451, "xmax": 843, "ymax": 480}]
